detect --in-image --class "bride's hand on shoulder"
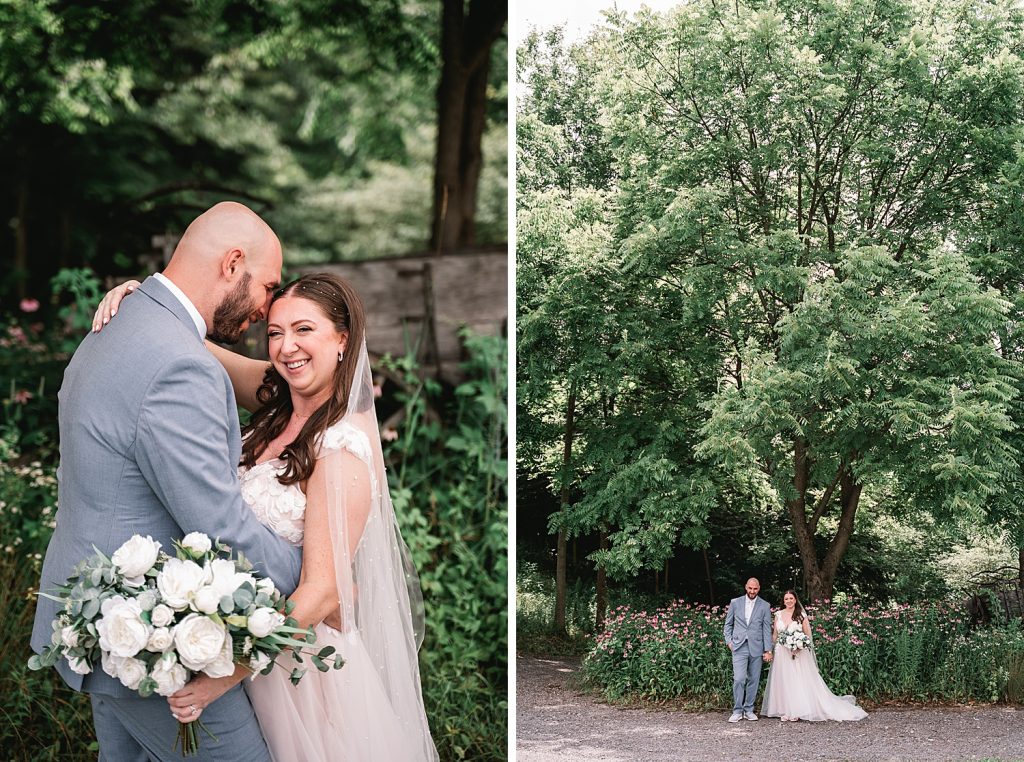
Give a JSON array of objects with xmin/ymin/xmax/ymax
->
[{"xmin": 92, "ymin": 279, "xmax": 141, "ymax": 332}]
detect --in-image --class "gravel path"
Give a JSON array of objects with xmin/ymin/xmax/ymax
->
[{"xmin": 516, "ymin": 654, "xmax": 1024, "ymax": 762}]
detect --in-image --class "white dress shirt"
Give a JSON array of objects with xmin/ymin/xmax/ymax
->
[
  {"xmin": 744, "ymin": 595, "xmax": 755, "ymax": 624},
  {"xmin": 154, "ymin": 272, "xmax": 207, "ymax": 339}
]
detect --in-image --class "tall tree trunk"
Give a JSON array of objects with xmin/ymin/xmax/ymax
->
[
  {"xmin": 14, "ymin": 180, "xmax": 29, "ymax": 299},
  {"xmin": 554, "ymin": 385, "xmax": 576, "ymax": 634},
  {"xmin": 786, "ymin": 438, "xmax": 863, "ymax": 601},
  {"xmin": 703, "ymin": 548, "xmax": 715, "ymax": 603},
  {"xmin": 595, "ymin": 529, "xmax": 608, "ymax": 631},
  {"xmin": 431, "ymin": 0, "xmax": 506, "ymax": 252}
]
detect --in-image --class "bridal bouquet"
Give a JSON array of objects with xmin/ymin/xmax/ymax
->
[
  {"xmin": 780, "ymin": 628, "xmax": 813, "ymax": 659},
  {"xmin": 29, "ymin": 533, "xmax": 343, "ymax": 756}
]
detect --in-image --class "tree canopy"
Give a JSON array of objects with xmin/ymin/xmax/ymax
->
[
  {"xmin": 2, "ymin": 0, "xmax": 508, "ymax": 301},
  {"xmin": 518, "ymin": 0, "xmax": 1024, "ymax": 604}
]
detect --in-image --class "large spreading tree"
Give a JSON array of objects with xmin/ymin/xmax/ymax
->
[{"xmin": 518, "ymin": 0, "xmax": 1024, "ymax": 604}]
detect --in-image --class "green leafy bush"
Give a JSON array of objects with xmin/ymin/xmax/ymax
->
[
  {"xmin": 383, "ymin": 331, "xmax": 508, "ymax": 761},
  {"xmin": 583, "ymin": 598, "xmax": 1024, "ymax": 706}
]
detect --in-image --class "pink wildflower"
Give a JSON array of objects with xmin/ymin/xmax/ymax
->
[{"xmin": 19, "ymin": 298, "xmax": 39, "ymax": 313}]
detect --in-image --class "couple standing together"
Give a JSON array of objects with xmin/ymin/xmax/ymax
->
[
  {"xmin": 724, "ymin": 578, "xmax": 867, "ymax": 724},
  {"xmin": 30, "ymin": 202, "xmax": 438, "ymax": 761}
]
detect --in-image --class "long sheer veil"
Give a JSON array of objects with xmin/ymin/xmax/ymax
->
[{"xmin": 318, "ymin": 339, "xmax": 437, "ymax": 761}]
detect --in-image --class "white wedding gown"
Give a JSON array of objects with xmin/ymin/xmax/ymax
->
[
  {"xmin": 761, "ymin": 612, "xmax": 868, "ymax": 722},
  {"xmin": 238, "ymin": 419, "xmax": 434, "ymax": 761}
]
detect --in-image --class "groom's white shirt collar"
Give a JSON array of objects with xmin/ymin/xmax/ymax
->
[{"xmin": 154, "ymin": 272, "xmax": 207, "ymax": 339}]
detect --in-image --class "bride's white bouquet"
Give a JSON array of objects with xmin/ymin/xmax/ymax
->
[
  {"xmin": 780, "ymin": 627, "xmax": 812, "ymax": 660},
  {"xmin": 29, "ymin": 533, "xmax": 343, "ymax": 756}
]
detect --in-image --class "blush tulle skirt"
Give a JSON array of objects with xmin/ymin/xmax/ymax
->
[
  {"xmin": 761, "ymin": 645, "xmax": 868, "ymax": 722},
  {"xmin": 246, "ymin": 624, "xmax": 429, "ymax": 761}
]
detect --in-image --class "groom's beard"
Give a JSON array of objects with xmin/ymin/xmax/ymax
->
[{"xmin": 209, "ymin": 272, "xmax": 258, "ymax": 344}]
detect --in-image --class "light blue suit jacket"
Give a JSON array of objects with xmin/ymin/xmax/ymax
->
[
  {"xmin": 31, "ymin": 276, "xmax": 302, "ymax": 696},
  {"xmin": 723, "ymin": 595, "xmax": 773, "ymax": 655}
]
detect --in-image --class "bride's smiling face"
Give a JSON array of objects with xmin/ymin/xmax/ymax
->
[
  {"xmin": 784, "ymin": 592, "xmax": 796, "ymax": 609},
  {"xmin": 267, "ymin": 295, "xmax": 348, "ymax": 403}
]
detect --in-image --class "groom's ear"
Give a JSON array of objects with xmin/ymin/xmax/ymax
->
[{"xmin": 221, "ymin": 248, "xmax": 246, "ymax": 280}]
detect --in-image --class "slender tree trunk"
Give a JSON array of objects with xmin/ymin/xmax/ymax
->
[
  {"xmin": 554, "ymin": 386, "xmax": 576, "ymax": 634},
  {"xmin": 1018, "ymin": 546, "xmax": 1022, "ymax": 587},
  {"xmin": 703, "ymin": 548, "xmax": 715, "ymax": 603},
  {"xmin": 431, "ymin": 0, "xmax": 506, "ymax": 251},
  {"xmin": 595, "ymin": 529, "xmax": 608, "ymax": 631},
  {"xmin": 15, "ymin": 180, "xmax": 29, "ymax": 299}
]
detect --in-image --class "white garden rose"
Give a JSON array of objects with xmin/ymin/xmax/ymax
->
[
  {"xmin": 255, "ymin": 577, "xmax": 276, "ymax": 596},
  {"xmin": 173, "ymin": 613, "xmax": 227, "ymax": 670},
  {"xmin": 96, "ymin": 596, "xmax": 151, "ymax": 658},
  {"xmin": 202, "ymin": 630, "xmax": 236, "ymax": 678},
  {"xmin": 115, "ymin": 656, "xmax": 148, "ymax": 690},
  {"xmin": 111, "ymin": 535, "xmax": 161, "ymax": 578},
  {"xmin": 181, "ymin": 532, "xmax": 212, "ymax": 554},
  {"xmin": 157, "ymin": 558, "xmax": 206, "ymax": 610},
  {"xmin": 150, "ymin": 604, "xmax": 174, "ymax": 628},
  {"xmin": 192, "ymin": 586, "xmax": 222, "ymax": 615},
  {"xmin": 101, "ymin": 650, "xmax": 123, "ymax": 679},
  {"xmin": 67, "ymin": 655, "xmax": 92, "ymax": 675},
  {"xmin": 246, "ymin": 607, "xmax": 285, "ymax": 638},
  {"xmin": 207, "ymin": 558, "xmax": 253, "ymax": 598},
  {"xmin": 151, "ymin": 654, "xmax": 188, "ymax": 696},
  {"xmin": 60, "ymin": 625, "xmax": 79, "ymax": 648},
  {"xmin": 248, "ymin": 651, "xmax": 271, "ymax": 677},
  {"xmin": 146, "ymin": 626, "xmax": 174, "ymax": 652}
]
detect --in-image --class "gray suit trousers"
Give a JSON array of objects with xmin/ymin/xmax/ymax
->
[
  {"xmin": 731, "ymin": 640, "xmax": 763, "ymax": 714},
  {"xmin": 92, "ymin": 684, "xmax": 270, "ymax": 762}
]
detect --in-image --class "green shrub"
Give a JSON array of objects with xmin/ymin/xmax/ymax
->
[
  {"xmin": 583, "ymin": 598, "xmax": 1022, "ymax": 706},
  {"xmin": 383, "ymin": 331, "xmax": 508, "ymax": 761}
]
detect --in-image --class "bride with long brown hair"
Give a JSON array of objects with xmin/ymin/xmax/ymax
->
[{"xmin": 761, "ymin": 590, "xmax": 868, "ymax": 723}]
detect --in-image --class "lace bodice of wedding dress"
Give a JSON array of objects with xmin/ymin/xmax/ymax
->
[{"xmin": 238, "ymin": 420, "xmax": 377, "ymax": 546}]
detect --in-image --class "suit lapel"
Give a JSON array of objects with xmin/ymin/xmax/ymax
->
[{"xmin": 136, "ymin": 276, "xmax": 204, "ymax": 343}]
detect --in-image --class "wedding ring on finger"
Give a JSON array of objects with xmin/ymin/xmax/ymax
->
[{"xmin": 190, "ymin": 704, "xmax": 199, "ymax": 715}]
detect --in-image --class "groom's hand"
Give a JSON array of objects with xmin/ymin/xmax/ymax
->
[{"xmin": 763, "ymin": 651, "xmax": 772, "ymax": 662}]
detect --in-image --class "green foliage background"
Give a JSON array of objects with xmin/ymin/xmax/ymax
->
[{"xmin": 1, "ymin": 0, "xmax": 508, "ymax": 302}]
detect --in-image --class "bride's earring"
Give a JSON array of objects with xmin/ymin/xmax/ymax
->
[{"xmin": 338, "ymin": 349, "xmax": 344, "ymax": 363}]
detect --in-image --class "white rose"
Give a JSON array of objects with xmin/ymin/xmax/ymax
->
[
  {"xmin": 173, "ymin": 614, "xmax": 227, "ymax": 671},
  {"xmin": 247, "ymin": 607, "xmax": 285, "ymax": 639},
  {"xmin": 101, "ymin": 650, "xmax": 124, "ymax": 679},
  {"xmin": 151, "ymin": 654, "xmax": 188, "ymax": 696},
  {"xmin": 111, "ymin": 535, "xmax": 161, "ymax": 578},
  {"xmin": 115, "ymin": 656, "xmax": 148, "ymax": 690},
  {"xmin": 150, "ymin": 604, "xmax": 174, "ymax": 628},
  {"xmin": 60, "ymin": 625, "xmax": 79, "ymax": 648},
  {"xmin": 202, "ymin": 630, "xmax": 236, "ymax": 678},
  {"xmin": 96, "ymin": 596, "xmax": 151, "ymax": 658},
  {"xmin": 192, "ymin": 586, "xmax": 222, "ymax": 615},
  {"xmin": 207, "ymin": 558, "xmax": 251, "ymax": 599},
  {"xmin": 181, "ymin": 532, "xmax": 212, "ymax": 554},
  {"xmin": 146, "ymin": 626, "xmax": 174, "ymax": 652},
  {"xmin": 248, "ymin": 651, "xmax": 271, "ymax": 677},
  {"xmin": 67, "ymin": 655, "xmax": 92, "ymax": 675},
  {"xmin": 157, "ymin": 558, "xmax": 206, "ymax": 610},
  {"xmin": 255, "ymin": 577, "xmax": 276, "ymax": 596}
]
